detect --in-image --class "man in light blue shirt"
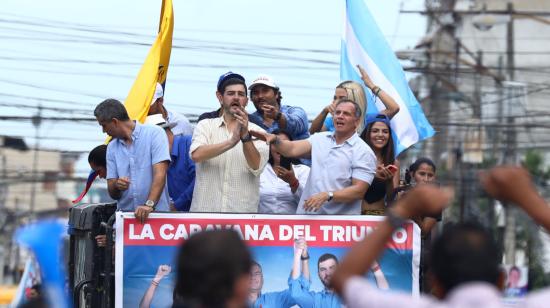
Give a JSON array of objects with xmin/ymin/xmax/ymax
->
[
  {"xmin": 95, "ymin": 99, "xmax": 170, "ymax": 223},
  {"xmin": 251, "ymin": 99, "xmax": 376, "ymax": 215},
  {"xmin": 290, "ymin": 253, "xmax": 343, "ymax": 308},
  {"xmin": 248, "ymin": 261, "xmax": 295, "ymax": 308}
]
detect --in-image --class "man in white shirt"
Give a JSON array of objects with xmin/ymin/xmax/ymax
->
[
  {"xmin": 252, "ymin": 99, "xmax": 376, "ymax": 215},
  {"xmin": 332, "ymin": 166, "xmax": 550, "ymax": 308},
  {"xmin": 149, "ymin": 83, "xmax": 194, "ymax": 136},
  {"xmin": 190, "ymin": 73, "xmax": 269, "ymax": 213}
]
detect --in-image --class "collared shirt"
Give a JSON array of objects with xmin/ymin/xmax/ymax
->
[
  {"xmin": 289, "ymin": 277, "xmax": 343, "ymax": 308},
  {"xmin": 250, "ymin": 290, "xmax": 295, "ymax": 308},
  {"xmin": 297, "ymin": 131, "xmax": 376, "ymax": 215},
  {"xmin": 189, "ymin": 117, "xmax": 269, "ymax": 213},
  {"xmin": 167, "ymin": 135, "xmax": 195, "ymax": 211},
  {"xmin": 259, "ymin": 164, "xmax": 310, "ymax": 214},
  {"xmin": 167, "ymin": 109, "xmax": 194, "ymax": 136},
  {"xmin": 106, "ymin": 122, "xmax": 171, "ymax": 211},
  {"xmin": 198, "ymin": 108, "xmax": 267, "ymax": 130},
  {"xmin": 252, "ymin": 105, "xmax": 310, "ymax": 141},
  {"xmin": 344, "ymin": 277, "xmax": 550, "ymax": 308}
]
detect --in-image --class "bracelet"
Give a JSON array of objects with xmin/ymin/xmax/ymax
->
[
  {"xmin": 151, "ymin": 280, "xmax": 160, "ymax": 286},
  {"xmin": 289, "ymin": 178, "xmax": 299, "ymax": 190},
  {"xmin": 274, "ymin": 112, "xmax": 282, "ymax": 121},
  {"xmin": 301, "ymin": 254, "xmax": 310, "ymax": 260},
  {"xmin": 386, "ymin": 209, "xmax": 406, "ymax": 229},
  {"xmin": 273, "ymin": 135, "xmax": 281, "ymax": 145},
  {"xmin": 373, "ymin": 86, "xmax": 382, "ymax": 97},
  {"xmin": 371, "ymin": 265, "xmax": 381, "ymax": 272}
]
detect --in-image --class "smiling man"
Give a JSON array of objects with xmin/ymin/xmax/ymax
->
[
  {"xmin": 249, "ymin": 74, "xmax": 309, "ymax": 142},
  {"xmin": 189, "ymin": 72, "xmax": 269, "ymax": 213},
  {"xmin": 251, "ymin": 99, "xmax": 376, "ymax": 215}
]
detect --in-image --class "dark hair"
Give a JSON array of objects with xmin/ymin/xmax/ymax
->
[
  {"xmin": 88, "ymin": 144, "xmax": 107, "ymax": 167},
  {"xmin": 430, "ymin": 222, "xmax": 501, "ymax": 293},
  {"xmin": 267, "ymin": 130, "xmax": 300, "ymax": 166},
  {"xmin": 405, "ymin": 157, "xmax": 436, "ymax": 185},
  {"xmin": 335, "ymin": 99, "xmax": 362, "ymax": 118},
  {"xmin": 219, "ymin": 78, "xmax": 247, "ymax": 95},
  {"xmin": 173, "ymin": 230, "xmax": 252, "ymax": 307},
  {"xmin": 276, "ymin": 89, "xmax": 283, "ymax": 105},
  {"xmin": 317, "ymin": 253, "xmax": 338, "ymax": 267},
  {"xmin": 93, "ymin": 99, "xmax": 130, "ymax": 122},
  {"xmin": 360, "ymin": 121, "xmax": 395, "ymax": 165}
]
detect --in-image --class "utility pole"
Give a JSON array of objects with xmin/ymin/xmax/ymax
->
[
  {"xmin": 29, "ymin": 105, "xmax": 42, "ymax": 219},
  {"xmin": 503, "ymin": 2, "xmax": 517, "ymax": 265}
]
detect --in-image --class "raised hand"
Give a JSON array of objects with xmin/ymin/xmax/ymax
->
[
  {"xmin": 155, "ymin": 265, "xmax": 172, "ymax": 279},
  {"xmin": 393, "ymin": 185, "xmax": 453, "ymax": 219},
  {"xmin": 480, "ymin": 166, "xmax": 535, "ymax": 206},
  {"xmin": 357, "ymin": 64, "xmax": 375, "ymax": 89}
]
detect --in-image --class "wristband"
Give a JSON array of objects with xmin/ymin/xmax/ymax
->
[
  {"xmin": 273, "ymin": 135, "xmax": 281, "ymax": 145},
  {"xmin": 289, "ymin": 178, "xmax": 299, "ymax": 190},
  {"xmin": 386, "ymin": 209, "xmax": 406, "ymax": 229},
  {"xmin": 371, "ymin": 264, "xmax": 381, "ymax": 272},
  {"xmin": 301, "ymin": 254, "xmax": 310, "ymax": 260},
  {"xmin": 240, "ymin": 132, "xmax": 252, "ymax": 143},
  {"xmin": 373, "ymin": 86, "xmax": 382, "ymax": 97}
]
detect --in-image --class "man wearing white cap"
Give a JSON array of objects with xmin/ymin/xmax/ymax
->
[
  {"xmin": 249, "ymin": 75, "xmax": 309, "ymax": 142},
  {"xmin": 145, "ymin": 114, "xmax": 195, "ymax": 211},
  {"xmin": 148, "ymin": 83, "xmax": 194, "ymax": 136}
]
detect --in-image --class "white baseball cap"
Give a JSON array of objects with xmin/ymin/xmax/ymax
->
[
  {"xmin": 145, "ymin": 114, "xmax": 177, "ymax": 129},
  {"xmin": 150, "ymin": 83, "xmax": 164, "ymax": 106},
  {"xmin": 248, "ymin": 74, "xmax": 279, "ymax": 90}
]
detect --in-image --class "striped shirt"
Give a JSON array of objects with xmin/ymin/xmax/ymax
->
[{"xmin": 189, "ymin": 117, "xmax": 269, "ymax": 213}]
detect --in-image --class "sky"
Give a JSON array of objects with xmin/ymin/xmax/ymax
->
[{"xmin": 0, "ymin": 0, "xmax": 426, "ymax": 175}]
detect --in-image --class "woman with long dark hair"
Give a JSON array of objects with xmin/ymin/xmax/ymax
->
[{"xmin": 360, "ymin": 114, "xmax": 399, "ymax": 215}]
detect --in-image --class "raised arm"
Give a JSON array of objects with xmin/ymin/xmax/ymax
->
[
  {"xmin": 481, "ymin": 166, "xmax": 550, "ymax": 232},
  {"xmin": 332, "ymin": 185, "xmax": 452, "ymax": 295},
  {"xmin": 357, "ymin": 65, "xmax": 400, "ymax": 119},
  {"xmin": 309, "ymin": 104, "xmax": 333, "ymax": 134},
  {"xmin": 250, "ymin": 130, "xmax": 311, "ymax": 159},
  {"xmin": 139, "ymin": 265, "xmax": 171, "ymax": 308}
]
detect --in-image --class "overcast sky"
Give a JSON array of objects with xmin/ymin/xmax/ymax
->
[{"xmin": 0, "ymin": 0, "xmax": 426, "ymax": 174}]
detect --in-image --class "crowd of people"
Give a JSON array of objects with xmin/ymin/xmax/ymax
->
[
  {"xmin": 174, "ymin": 166, "xmax": 550, "ymax": 308},
  {"xmin": 84, "ymin": 70, "xmax": 550, "ymax": 308},
  {"xmin": 90, "ymin": 66, "xmax": 427, "ymax": 221}
]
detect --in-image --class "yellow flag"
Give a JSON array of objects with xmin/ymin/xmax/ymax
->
[{"xmin": 124, "ymin": 0, "xmax": 174, "ymax": 123}]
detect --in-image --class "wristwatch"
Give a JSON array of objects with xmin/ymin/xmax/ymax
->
[
  {"xmin": 241, "ymin": 132, "xmax": 253, "ymax": 143},
  {"xmin": 145, "ymin": 199, "xmax": 156, "ymax": 210},
  {"xmin": 327, "ymin": 191, "xmax": 334, "ymax": 202}
]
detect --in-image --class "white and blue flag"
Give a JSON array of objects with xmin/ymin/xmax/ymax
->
[{"xmin": 341, "ymin": 0, "xmax": 435, "ymax": 154}]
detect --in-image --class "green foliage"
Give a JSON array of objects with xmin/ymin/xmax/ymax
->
[{"xmin": 522, "ymin": 150, "xmax": 550, "ymax": 186}]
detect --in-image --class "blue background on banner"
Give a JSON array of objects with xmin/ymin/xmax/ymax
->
[{"xmin": 121, "ymin": 245, "xmax": 413, "ymax": 307}]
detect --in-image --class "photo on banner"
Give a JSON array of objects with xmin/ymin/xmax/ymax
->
[{"xmin": 115, "ymin": 213, "xmax": 421, "ymax": 307}]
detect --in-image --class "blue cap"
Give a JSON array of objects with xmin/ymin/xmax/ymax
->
[
  {"xmin": 366, "ymin": 113, "xmax": 391, "ymax": 127},
  {"xmin": 217, "ymin": 71, "xmax": 245, "ymax": 92}
]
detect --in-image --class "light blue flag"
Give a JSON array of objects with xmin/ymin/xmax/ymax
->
[
  {"xmin": 14, "ymin": 219, "xmax": 71, "ymax": 308},
  {"xmin": 341, "ymin": 0, "xmax": 435, "ymax": 154}
]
